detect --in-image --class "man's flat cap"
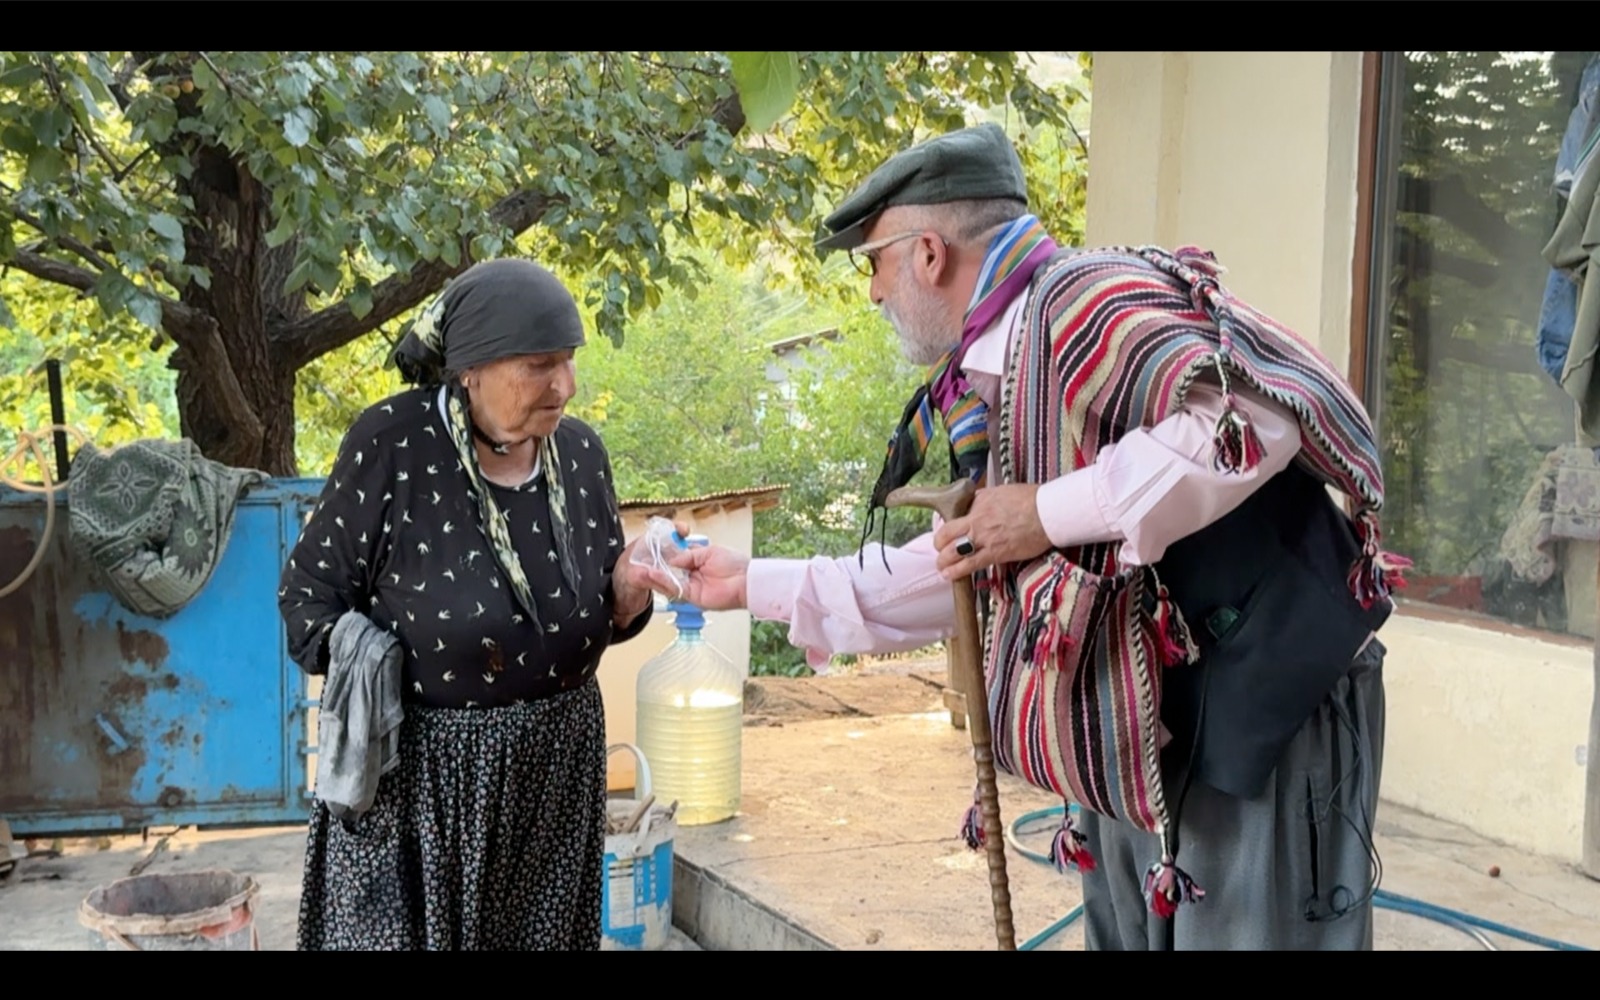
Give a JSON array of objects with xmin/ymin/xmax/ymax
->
[{"xmin": 815, "ymin": 122, "xmax": 1028, "ymax": 253}]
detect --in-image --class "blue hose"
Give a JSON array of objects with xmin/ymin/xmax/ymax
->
[{"xmin": 1005, "ymin": 804, "xmax": 1592, "ymax": 952}]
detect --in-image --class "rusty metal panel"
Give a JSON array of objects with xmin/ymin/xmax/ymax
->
[{"xmin": 0, "ymin": 478, "xmax": 324, "ymax": 836}]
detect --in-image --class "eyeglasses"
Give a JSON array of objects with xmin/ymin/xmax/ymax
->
[{"xmin": 847, "ymin": 230, "xmax": 949, "ymax": 278}]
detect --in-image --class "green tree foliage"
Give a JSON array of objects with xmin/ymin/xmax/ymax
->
[
  {"xmin": 1, "ymin": 50, "xmax": 1092, "ymax": 673},
  {"xmin": 0, "ymin": 269, "xmax": 177, "ymax": 483},
  {"xmin": 0, "ymin": 51, "xmax": 1081, "ymax": 478}
]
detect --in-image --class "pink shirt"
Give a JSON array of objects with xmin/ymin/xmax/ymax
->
[{"xmin": 744, "ymin": 294, "xmax": 1305, "ymax": 671}]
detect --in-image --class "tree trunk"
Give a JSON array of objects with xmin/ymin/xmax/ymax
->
[
  {"xmin": 169, "ymin": 144, "xmax": 307, "ymax": 477},
  {"xmin": 173, "ymin": 355, "xmax": 298, "ymax": 476}
]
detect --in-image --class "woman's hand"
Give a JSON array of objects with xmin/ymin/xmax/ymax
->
[{"xmin": 610, "ymin": 537, "xmax": 657, "ymax": 627}]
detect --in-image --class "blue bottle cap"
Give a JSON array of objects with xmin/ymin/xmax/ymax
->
[
  {"xmin": 667, "ymin": 530, "xmax": 710, "ymax": 550},
  {"xmin": 667, "ymin": 600, "xmax": 705, "ymax": 632}
]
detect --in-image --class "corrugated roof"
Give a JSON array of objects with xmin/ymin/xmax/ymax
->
[
  {"xmin": 617, "ymin": 484, "xmax": 787, "ymax": 516},
  {"xmin": 766, "ymin": 328, "xmax": 841, "ymax": 354}
]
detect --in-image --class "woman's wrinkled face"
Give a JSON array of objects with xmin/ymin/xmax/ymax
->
[{"xmin": 464, "ymin": 349, "xmax": 577, "ymax": 446}]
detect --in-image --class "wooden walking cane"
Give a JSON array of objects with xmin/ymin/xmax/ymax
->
[{"xmin": 885, "ymin": 477, "xmax": 1016, "ymax": 951}]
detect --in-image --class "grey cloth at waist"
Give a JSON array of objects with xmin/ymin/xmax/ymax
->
[{"xmin": 316, "ymin": 610, "xmax": 405, "ymax": 824}]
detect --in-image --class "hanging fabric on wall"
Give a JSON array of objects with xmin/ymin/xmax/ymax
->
[
  {"xmin": 1537, "ymin": 53, "xmax": 1600, "ymax": 385},
  {"xmin": 1547, "ymin": 124, "xmax": 1600, "ymax": 442}
]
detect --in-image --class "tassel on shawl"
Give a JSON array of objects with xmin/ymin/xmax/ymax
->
[
  {"xmin": 1349, "ymin": 511, "xmax": 1413, "ymax": 610},
  {"xmin": 1022, "ymin": 609, "xmax": 1074, "ymax": 669},
  {"xmin": 1212, "ymin": 392, "xmax": 1266, "ymax": 474},
  {"xmin": 1148, "ymin": 573, "xmax": 1200, "ymax": 668},
  {"xmin": 1143, "ymin": 850, "xmax": 1206, "ymax": 919},
  {"xmin": 1047, "ymin": 809, "xmax": 1097, "ymax": 874},
  {"xmin": 959, "ymin": 784, "xmax": 985, "ymax": 850},
  {"xmin": 1019, "ymin": 560, "xmax": 1074, "ymax": 668},
  {"xmin": 1203, "ymin": 340, "xmax": 1266, "ymax": 474},
  {"xmin": 1173, "ymin": 249, "xmax": 1261, "ymax": 479},
  {"xmin": 1144, "ymin": 830, "xmax": 1204, "ymax": 919},
  {"xmin": 1173, "ymin": 245, "xmax": 1226, "ymax": 278}
]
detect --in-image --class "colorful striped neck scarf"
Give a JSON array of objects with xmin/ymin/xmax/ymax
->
[{"xmin": 860, "ymin": 214, "xmax": 1058, "ymax": 552}]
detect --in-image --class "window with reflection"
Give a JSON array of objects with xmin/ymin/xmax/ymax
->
[{"xmin": 1368, "ymin": 51, "xmax": 1600, "ymax": 637}]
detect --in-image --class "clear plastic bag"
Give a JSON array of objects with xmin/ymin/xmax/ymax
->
[{"xmin": 628, "ymin": 515, "xmax": 690, "ymax": 599}]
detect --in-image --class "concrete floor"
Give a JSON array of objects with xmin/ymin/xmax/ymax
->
[
  {"xmin": 0, "ymin": 823, "xmax": 700, "ymax": 951},
  {"xmin": 3, "ymin": 666, "xmax": 1598, "ymax": 952},
  {"xmin": 670, "ymin": 669, "xmax": 1600, "ymax": 951}
]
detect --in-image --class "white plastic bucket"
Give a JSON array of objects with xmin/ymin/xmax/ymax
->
[{"xmin": 600, "ymin": 743, "xmax": 677, "ymax": 951}]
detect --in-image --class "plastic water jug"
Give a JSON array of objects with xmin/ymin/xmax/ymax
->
[{"xmin": 634, "ymin": 560, "xmax": 743, "ymax": 826}]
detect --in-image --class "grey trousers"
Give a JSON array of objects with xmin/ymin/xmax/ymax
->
[{"xmin": 1075, "ymin": 638, "xmax": 1387, "ymax": 950}]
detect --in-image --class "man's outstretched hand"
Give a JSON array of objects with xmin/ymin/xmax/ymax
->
[{"xmin": 636, "ymin": 520, "xmax": 752, "ymax": 611}]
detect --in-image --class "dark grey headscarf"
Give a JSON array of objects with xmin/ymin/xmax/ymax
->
[
  {"xmin": 390, "ymin": 258, "xmax": 589, "ymax": 632},
  {"xmin": 393, "ymin": 257, "xmax": 587, "ymax": 384}
]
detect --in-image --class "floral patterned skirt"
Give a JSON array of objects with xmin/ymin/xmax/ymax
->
[{"xmin": 296, "ymin": 679, "xmax": 607, "ymax": 950}]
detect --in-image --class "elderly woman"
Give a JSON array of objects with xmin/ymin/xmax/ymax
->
[{"xmin": 278, "ymin": 258, "xmax": 656, "ymax": 950}]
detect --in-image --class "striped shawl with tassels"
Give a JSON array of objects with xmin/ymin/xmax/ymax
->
[{"xmin": 973, "ymin": 243, "xmax": 1407, "ymax": 918}]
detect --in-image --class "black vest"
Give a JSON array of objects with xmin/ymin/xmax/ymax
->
[{"xmin": 1149, "ymin": 462, "xmax": 1392, "ymax": 801}]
